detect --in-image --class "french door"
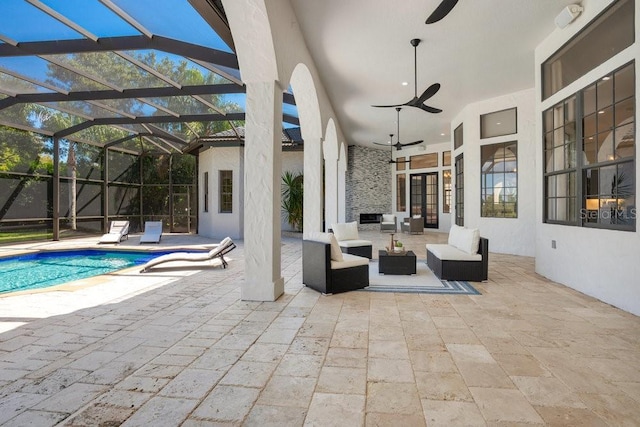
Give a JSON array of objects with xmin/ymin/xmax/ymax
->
[{"xmin": 410, "ymin": 172, "xmax": 439, "ymax": 229}]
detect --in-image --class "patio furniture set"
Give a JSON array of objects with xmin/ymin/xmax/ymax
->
[{"xmin": 302, "ymin": 220, "xmax": 488, "ymax": 294}]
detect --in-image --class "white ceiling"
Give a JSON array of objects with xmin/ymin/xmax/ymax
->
[{"xmin": 289, "ymin": 0, "xmax": 579, "ymax": 149}]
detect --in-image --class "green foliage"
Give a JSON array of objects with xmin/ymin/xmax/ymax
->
[{"xmin": 282, "ymin": 171, "xmax": 303, "ymax": 232}]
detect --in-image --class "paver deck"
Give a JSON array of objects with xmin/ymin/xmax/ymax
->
[{"xmin": 0, "ymin": 231, "xmax": 638, "ymax": 425}]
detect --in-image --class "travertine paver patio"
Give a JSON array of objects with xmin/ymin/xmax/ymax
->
[{"xmin": 0, "ymin": 230, "xmax": 639, "ymax": 426}]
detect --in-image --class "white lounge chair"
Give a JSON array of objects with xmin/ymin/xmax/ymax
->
[
  {"xmin": 140, "ymin": 237, "xmax": 236, "ymax": 272},
  {"xmin": 139, "ymin": 221, "xmax": 163, "ymax": 244},
  {"xmin": 98, "ymin": 220, "xmax": 130, "ymax": 244}
]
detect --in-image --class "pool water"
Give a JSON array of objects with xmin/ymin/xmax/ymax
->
[{"xmin": 0, "ymin": 249, "xmax": 195, "ymax": 294}]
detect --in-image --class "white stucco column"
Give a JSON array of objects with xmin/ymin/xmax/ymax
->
[
  {"xmin": 242, "ymin": 80, "xmax": 284, "ymax": 301},
  {"xmin": 303, "ymin": 135, "xmax": 323, "ymax": 237},
  {"xmin": 323, "ymin": 140, "xmax": 338, "ymax": 230},
  {"xmin": 338, "ymin": 142, "xmax": 347, "ymax": 222}
]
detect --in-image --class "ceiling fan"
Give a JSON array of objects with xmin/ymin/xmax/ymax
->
[
  {"xmin": 373, "ymin": 107, "xmax": 423, "ymax": 163},
  {"xmin": 426, "ymin": 0, "xmax": 459, "ymax": 24},
  {"xmin": 372, "ymin": 39, "xmax": 442, "ymax": 114}
]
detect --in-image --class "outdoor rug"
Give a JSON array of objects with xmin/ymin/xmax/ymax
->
[{"xmin": 362, "ymin": 260, "xmax": 481, "ymax": 295}]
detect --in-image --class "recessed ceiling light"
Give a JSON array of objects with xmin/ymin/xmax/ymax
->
[
  {"xmin": 598, "ymin": 110, "xmax": 605, "ymax": 114},
  {"xmin": 401, "ymin": 81, "xmax": 409, "ymax": 86},
  {"xmin": 602, "ymin": 76, "xmax": 611, "ymax": 81},
  {"xmin": 440, "ymin": 133, "xmax": 445, "ymax": 136},
  {"xmin": 496, "ymin": 122, "xmax": 501, "ymax": 125}
]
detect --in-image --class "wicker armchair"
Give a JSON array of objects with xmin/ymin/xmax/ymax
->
[
  {"xmin": 380, "ymin": 214, "xmax": 397, "ymax": 232},
  {"xmin": 401, "ymin": 216, "xmax": 423, "ymax": 234}
]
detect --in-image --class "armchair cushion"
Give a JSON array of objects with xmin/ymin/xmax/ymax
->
[
  {"xmin": 381, "ymin": 214, "xmax": 395, "ymax": 223},
  {"xmin": 338, "ymin": 239, "xmax": 373, "ymax": 248},
  {"xmin": 331, "ymin": 221, "xmax": 359, "ymax": 241},
  {"xmin": 331, "ymin": 253, "xmax": 369, "ymax": 269},
  {"xmin": 309, "ymin": 231, "xmax": 343, "ymax": 262}
]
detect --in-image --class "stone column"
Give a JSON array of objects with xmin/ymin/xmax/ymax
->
[{"xmin": 242, "ymin": 80, "xmax": 284, "ymax": 301}]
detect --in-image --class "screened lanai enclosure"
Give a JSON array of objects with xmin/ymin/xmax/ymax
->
[{"xmin": 0, "ymin": 0, "xmax": 299, "ymax": 243}]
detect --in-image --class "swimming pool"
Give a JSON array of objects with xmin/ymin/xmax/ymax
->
[{"xmin": 0, "ymin": 249, "xmax": 201, "ymax": 294}]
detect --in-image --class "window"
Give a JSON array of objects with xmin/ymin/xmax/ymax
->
[
  {"xmin": 481, "ymin": 142, "xmax": 518, "ymax": 218},
  {"xmin": 396, "ymin": 157, "xmax": 406, "ymax": 171},
  {"xmin": 454, "ymin": 123, "xmax": 463, "ymax": 150},
  {"xmin": 396, "ymin": 174, "xmax": 406, "ymax": 211},
  {"xmin": 544, "ymin": 62, "xmax": 635, "ymax": 230},
  {"xmin": 410, "ymin": 153, "xmax": 438, "ymax": 169},
  {"xmin": 442, "ymin": 151, "xmax": 451, "ymax": 167},
  {"xmin": 582, "ymin": 64, "xmax": 635, "ymax": 229},
  {"xmin": 219, "ymin": 170, "xmax": 233, "ymax": 213},
  {"xmin": 542, "ymin": 0, "xmax": 634, "ymax": 100},
  {"xmin": 481, "ymin": 108, "xmax": 517, "ymax": 139},
  {"xmin": 203, "ymin": 172, "xmax": 209, "ymax": 212},
  {"xmin": 443, "ymin": 170, "xmax": 451, "ymax": 213},
  {"xmin": 455, "ymin": 154, "xmax": 464, "ymax": 226}
]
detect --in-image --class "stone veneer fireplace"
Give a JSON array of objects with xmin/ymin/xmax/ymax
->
[{"xmin": 346, "ymin": 145, "xmax": 391, "ymax": 231}]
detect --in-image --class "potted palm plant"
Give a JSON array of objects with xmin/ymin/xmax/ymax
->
[{"xmin": 281, "ymin": 171, "xmax": 304, "ymax": 232}]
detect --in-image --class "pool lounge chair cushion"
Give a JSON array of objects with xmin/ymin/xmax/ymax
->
[
  {"xmin": 99, "ymin": 220, "xmax": 130, "ymax": 244},
  {"xmin": 140, "ymin": 221, "xmax": 163, "ymax": 244},
  {"xmin": 140, "ymin": 237, "xmax": 235, "ymax": 272}
]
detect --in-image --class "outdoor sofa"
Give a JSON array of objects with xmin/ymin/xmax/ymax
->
[{"xmin": 426, "ymin": 225, "xmax": 488, "ymax": 282}]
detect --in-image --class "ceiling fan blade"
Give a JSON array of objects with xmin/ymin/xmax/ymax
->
[
  {"xmin": 400, "ymin": 140, "xmax": 424, "ymax": 147},
  {"xmin": 372, "ymin": 103, "xmax": 404, "ymax": 108},
  {"xmin": 425, "ymin": 0, "xmax": 459, "ymax": 24},
  {"xmin": 414, "ymin": 83, "xmax": 441, "ymax": 105},
  {"xmin": 419, "ymin": 104, "xmax": 443, "ymax": 114}
]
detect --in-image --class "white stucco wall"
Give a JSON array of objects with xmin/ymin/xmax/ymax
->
[
  {"xmin": 535, "ymin": 0, "xmax": 640, "ymax": 315},
  {"xmin": 198, "ymin": 147, "xmax": 244, "ymax": 240},
  {"xmin": 450, "ymin": 89, "xmax": 537, "ymax": 256},
  {"xmin": 392, "ymin": 141, "xmax": 453, "ymax": 233}
]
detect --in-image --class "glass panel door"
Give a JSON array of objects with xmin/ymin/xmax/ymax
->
[
  {"xmin": 410, "ymin": 173, "xmax": 439, "ymax": 229},
  {"xmin": 425, "ymin": 173, "xmax": 439, "ymax": 228}
]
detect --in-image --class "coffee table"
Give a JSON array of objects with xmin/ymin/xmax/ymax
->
[{"xmin": 378, "ymin": 250, "xmax": 417, "ymax": 275}]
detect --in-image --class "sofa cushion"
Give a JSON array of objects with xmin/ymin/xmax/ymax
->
[
  {"xmin": 381, "ymin": 214, "xmax": 395, "ymax": 223},
  {"xmin": 447, "ymin": 224, "xmax": 463, "ymax": 247},
  {"xmin": 331, "ymin": 221, "xmax": 359, "ymax": 241},
  {"xmin": 338, "ymin": 239, "xmax": 372, "ymax": 248},
  {"xmin": 331, "ymin": 253, "xmax": 369, "ymax": 269},
  {"xmin": 447, "ymin": 225, "xmax": 480, "ymax": 254},
  {"xmin": 308, "ymin": 232, "xmax": 344, "ymax": 262},
  {"xmin": 427, "ymin": 243, "xmax": 482, "ymax": 261}
]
